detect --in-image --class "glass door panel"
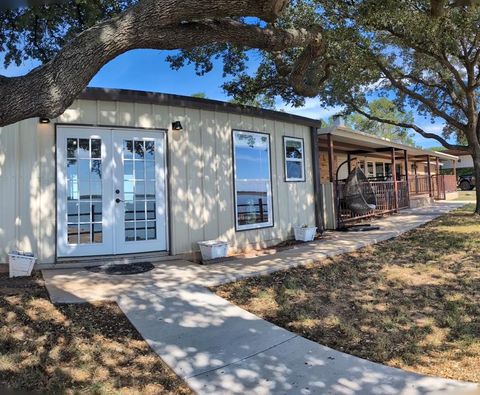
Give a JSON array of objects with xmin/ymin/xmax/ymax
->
[
  {"xmin": 113, "ymin": 130, "xmax": 167, "ymax": 254},
  {"xmin": 57, "ymin": 127, "xmax": 113, "ymax": 257},
  {"xmin": 57, "ymin": 127, "xmax": 167, "ymax": 258}
]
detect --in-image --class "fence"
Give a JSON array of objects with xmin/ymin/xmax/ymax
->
[
  {"xmin": 333, "ymin": 173, "xmax": 453, "ymax": 227},
  {"xmin": 336, "ymin": 178, "xmax": 409, "ymax": 224},
  {"xmin": 409, "ymin": 174, "xmax": 456, "ymax": 200}
]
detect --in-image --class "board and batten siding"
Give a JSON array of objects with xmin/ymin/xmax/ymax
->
[{"xmin": 0, "ymin": 99, "xmax": 315, "ymax": 263}]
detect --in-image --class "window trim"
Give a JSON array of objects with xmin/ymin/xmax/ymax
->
[
  {"xmin": 232, "ymin": 129, "xmax": 274, "ymax": 232},
  {"xmin": 283, "ymin": 136, "xmax": 306, "ymax": 182}
]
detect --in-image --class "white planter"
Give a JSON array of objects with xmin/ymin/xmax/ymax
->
[
  {"xmin": 197, "ymin": 240, "xmax": 229, "ymax": 261},
  {"xmin": 293, "ymin": 226, "xmax": 317, "ymax": 242},
  {"xmin": 9, "ymin": 251, "xmax": 36, "ymax": 278}
]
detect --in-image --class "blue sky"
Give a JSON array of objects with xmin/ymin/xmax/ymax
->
[{"xmin": 3, "ymin": 48, "xmax": 448, "ymax": 148}]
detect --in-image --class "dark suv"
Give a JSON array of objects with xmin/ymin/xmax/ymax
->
[{"xmin": 458, "ymin": 175, "xmax": 476, "ymax": 191}]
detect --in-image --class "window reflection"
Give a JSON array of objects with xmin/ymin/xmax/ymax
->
[
  {"xmin": 123, "ymin": 139, "xmax": 157, "ymax": 242},
  {"xmin": 66, "ymin": 137, "xmax": 103, "ymax": 245},
  {"xmin": 233, "ymin": 131, "xmax": 273, "ymax": 230}
]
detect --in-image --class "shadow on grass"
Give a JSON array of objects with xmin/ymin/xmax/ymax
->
[
  {"xmin": 215, "ymin": 206, "xmax": 480, "ymax": 382},
  {"xmin": 0, "ymin": 273, "xmax": 192, "ymax": 394}
]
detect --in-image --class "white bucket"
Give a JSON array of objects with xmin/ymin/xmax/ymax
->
[
  {"xmin": 293, "ymin": 226, "xmax": 317, "ymax": 242},
  {"xmin": 9, "ymin": 251, "xmax": 36, "ymax": 278},
  {"xmin": 197, "ymin": 240, "xmax": 229, "ymax": 261}
]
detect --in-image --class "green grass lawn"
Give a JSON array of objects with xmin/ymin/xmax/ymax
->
[
  {"xmin": 452, "ymin": 191, "xmax": 477, "ymax": 201},
  {"xmin": 215, "ymin": 204, "xmax": 480, "ymax": 383},
  {"xmin": 0, "ymin": 273, "xmax": 192, "ymax": 394}
]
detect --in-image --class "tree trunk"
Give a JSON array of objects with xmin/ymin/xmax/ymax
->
[{"xmin": 472, "ymin": 148, "xmax": 480, "ymax": 215}]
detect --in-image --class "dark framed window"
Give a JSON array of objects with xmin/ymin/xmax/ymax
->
[
  {"xmin": 283, "ymin": 136, "xmax": 305, "ymax": 182},
  {"xmin": 232, "ymin": 130, "xmax": 273, "ymax": 231}
]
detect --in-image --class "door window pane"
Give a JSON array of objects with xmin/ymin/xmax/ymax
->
[
  {"xmin": 147, "ymin": 221, "xmax": 156, "ymax": 240},
  {"xmin": 125, "ymin": 223, "xmax": 135, "ymax": 241},
  {"xmin": 124, "ymin": 160, "xmax": 134, "ymax": 178},
  {"xmin": 134, "ymin": 141, "xmax": 144, "ymax": 159},
  {"xmin": 78, "ymin": 160, "xmax": 90, "ymax": 180},
  {"xmin": 125, "ymin": 202, "xmax": 135, "ymax": 221},
  {"xmin": 67, "ymin": 160, "xmax": 77, "ymax": 180},
  {"xmin": 79, "ymin": 182, "xmax": 90, "ymax": 200},
  {"xmin": 79, "ymin": 223, "xmax": 91, "ymax": 244},
  {"xmin": 135, "ymin": 200, "xmax": 146, "ymax": 220},
  {"xmin": 135, "ymin": 181, "xmax": 145, "ymax": 198},
  {"xmin": 145, "ymin": 141, "xmax": 155, "ymax": 160},
  {"xmin": 68, "ymin": 224, "xmax": 78, "ymax": 244},
  {"xmin": 67, "ymin": 139, "xmax": 78, "ymax": 158},
  {"xmin": 67, "ymin": 180, "xmax": 79, "ymax": 201},
  {"xmin": 233, "ymin": 130, "xmax": 273, "ymax": 230},
  {"xmin": 123, "ymin": 139, "xmax": 157, "ymax": 242},
  {"xmin": 78, "ymin": 139, "xmax": 90, "ymax": 159},
  {"xmin": 136, "ymin": 221, "xmax": 146, "ymax": 241},
  {"xmin": 91, "ymin": 139, "xmax": 101, "ymax": 158},
  {"xmin": 92, "ymin": 202, "xmax": 102, "ymax": 222},
  {"xmin": 67, "ymin": 202, "xmax": 79, "ymax": 223},
  {"xmin": 91, "ymin": 160, "xmax": 102, "ymax": 182},
  {"xmin": 79, "ymin": 202, "xmax": 91, "ymax": 222},
  {"xmin": 93, "ymin": 224, "xmax": 103, "ymax": 243},
  {"xmin": 145, "ymin": 161, "xmax": 155, "ymax": 179},
  {"xmin": 135, "ymin": 162, "xmax": 145, "ymax": 179},
  {"xmin": 65, "ymin": 137, "xmax": 103, "ymax": 245},
  {"xmin": 146, "ymin": 201, "xmax": 156, "ymax": 220}
]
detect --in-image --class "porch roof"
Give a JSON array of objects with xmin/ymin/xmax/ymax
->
[{"xmin": 318, "ymin": 125, "xmax": 459, "ymax": 161}]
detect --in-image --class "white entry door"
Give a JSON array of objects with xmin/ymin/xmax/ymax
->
[{"xmin": 56, "ymin": 126, "xmax": 167, "ymax": 258}]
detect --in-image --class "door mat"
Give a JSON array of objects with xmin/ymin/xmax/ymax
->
[{"xmin": 85, "ymin": 262, "xmax": 154, "ymax": 275}]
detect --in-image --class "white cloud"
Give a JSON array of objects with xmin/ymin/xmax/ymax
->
[
  {"xmin": 278, "ymin": 98, "xmax": 343, "ymax": 120},
  {"xmin": 421, "ymin": 123, "xmax": 445, "ymax": 134}
]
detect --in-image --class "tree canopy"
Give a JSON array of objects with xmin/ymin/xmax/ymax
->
[
  {"xmin": 332, "ymin": 98, "xmax": 417, "ymax": 146},
  {"xmin": 2, "ymin": 0, "xmax": 480, "ymax": 211}
]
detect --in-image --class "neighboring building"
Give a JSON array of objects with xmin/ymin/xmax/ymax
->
[
  {"xmin": 441, "ymin": 149, "xmax": 473, "ymax": 172},
  {"xmin": 0, "ymin": 88, "xmax": 458, "ymax": 265},
  {"xmin": 317, "ymin": 124, "xmax": 458, "ymax": 228}
]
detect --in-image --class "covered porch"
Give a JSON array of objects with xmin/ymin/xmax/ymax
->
[{"xmin": 317, "ymin": 125, "xmax": 458, "ymax": 228}]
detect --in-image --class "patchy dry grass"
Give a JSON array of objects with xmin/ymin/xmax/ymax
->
[
  {"xmin": 215, "ymin": 204, "xmax": 480, "ymax": 383},
  {"xmin": 0, "ymin": 273, "xmax": 192, "ymax": 394},
  {"xmin": 452, "ymin": 191, "xmax": 477, "ymax": 201}
]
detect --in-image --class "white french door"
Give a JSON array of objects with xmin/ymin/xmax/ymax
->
[{"xmin": 56, "ymin": 126, "xmax": 167, "ymax": 257}]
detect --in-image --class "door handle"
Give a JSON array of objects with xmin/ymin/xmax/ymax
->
[{"xmin": 115, "ymin": 198, "xmax": 123, "ymax": 204}]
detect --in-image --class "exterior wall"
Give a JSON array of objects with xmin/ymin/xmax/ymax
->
[
  {"xmin": 0, "ymin": 99, "xmax": 315, "ymax": 263},
  {"xmin": 443, "ymin": 154, "xmax": 472, "ymax": 169}
]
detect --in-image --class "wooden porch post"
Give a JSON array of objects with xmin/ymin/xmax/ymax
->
[
  {"xmin": 347, "ymin": 153, "xmax": 352, "ymax": 174},
  {"xmin": 414, "ymin": 160, "xmax": 418, "ymax": 194},
  {"xmin": 391, "ymin": 148, "xmax": 398, "ymax": 212},
  {"xmin": 404, "ymin": 150, "xmax": 410, "ymax": 207},
  {"xmin": 453, "ymin": 159, "xmax": 457, "ymax": 178},
  {"xmin": 310, "ymin": 126, "xmax": 324, "ymax": 232},
  {"xmin": 427, "ymin": 155, "xmax": 433, "ymax": 197},
  {"xmin": 435, "ymin": 156, "xmax": 440, "ymax": 175},
  {"xmin": 327, "ymin": 133, "xmax": 334, "ymax": 182}
]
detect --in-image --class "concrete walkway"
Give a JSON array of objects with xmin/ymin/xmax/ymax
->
[{"xmin": 43, "ymin": 203, "xmax": 478, "ymax": 394}]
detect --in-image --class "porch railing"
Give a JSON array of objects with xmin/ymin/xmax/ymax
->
[
  {"xmin": 336, "ymin": 177, "xmax": 409, "ymax": 224},
  {"xmin": 443, "ymin": 175, "xmax": 457, "ymax": 193},
  {"xmin": 409, "ymin": 174, "xmax": 457, "ymax": 200},
  {"xmin": 409, "ymin": 175, "xmax": 431, "ymax": 196}
]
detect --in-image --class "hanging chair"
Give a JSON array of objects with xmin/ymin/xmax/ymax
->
[{"xmin": 344, "ymin": 166, "xmax": 377, "ymax": 215}]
